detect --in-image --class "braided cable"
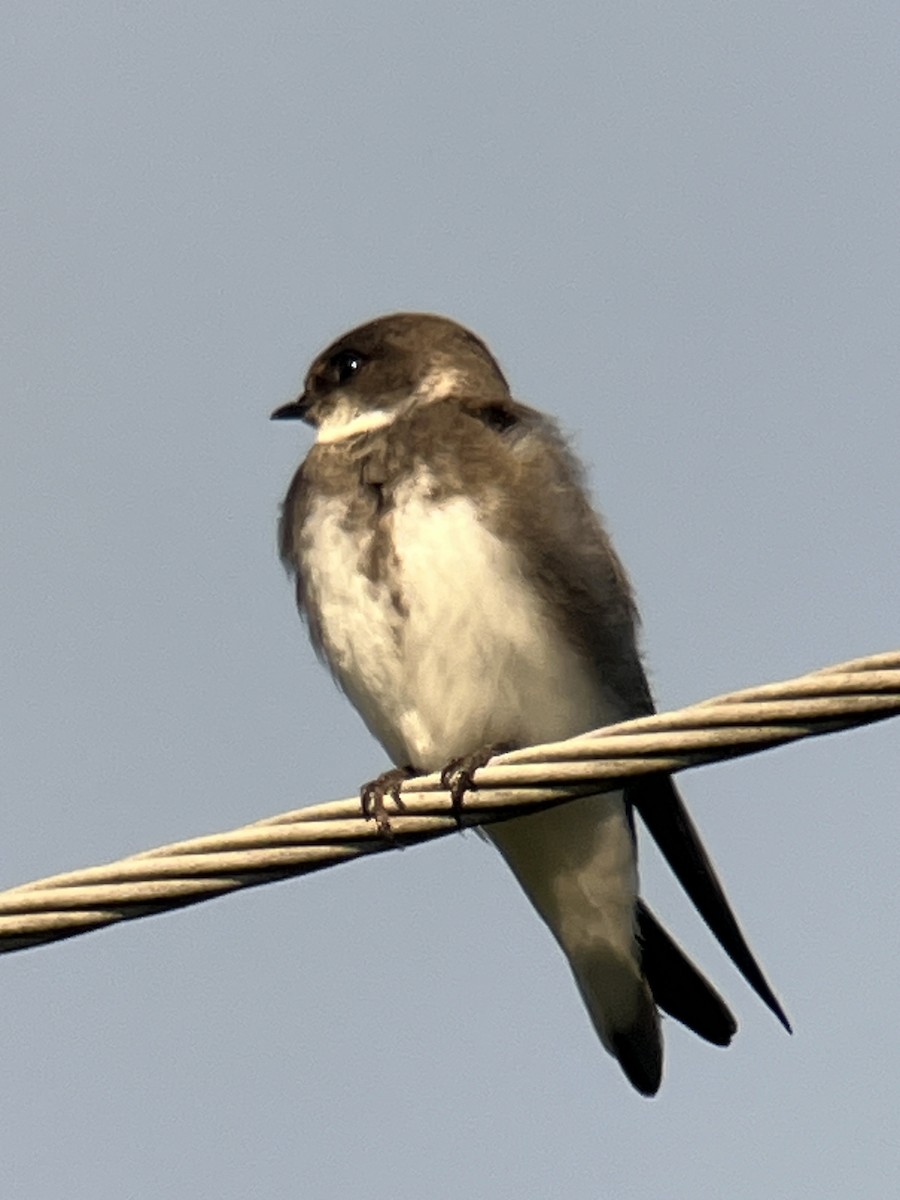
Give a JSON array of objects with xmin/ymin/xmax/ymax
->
[{"xmin": 1, "ymin": 650, "xmax": 896, "ymax": 955}]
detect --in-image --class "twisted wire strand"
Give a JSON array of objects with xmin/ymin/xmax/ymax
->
[{"xmin": 1, "ymin": 650, "xmax": 897, "ymax": 955}]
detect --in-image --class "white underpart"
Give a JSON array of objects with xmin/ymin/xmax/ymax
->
[
  {"xmin": 316, "ymin": 403, "xmax": 396, "ymax": 444},
  {"xmin": 301, "ymin": 471, "xmax": 644, "ymax": 1044},
  {"xmin": 315, "ymin": 368, "xmax": 467, "ymax": 444}
]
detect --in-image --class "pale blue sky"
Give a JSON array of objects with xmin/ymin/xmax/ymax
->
[{"xmin": 2, "ymin": 4, "xmax": 899, "ymax": 1197}]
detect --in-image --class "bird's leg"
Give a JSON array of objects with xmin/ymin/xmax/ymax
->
[
  {"xmin": 360, "ymin": 765, "xmax": 416, "ymax": 837},
  {"xmin": 440, "ymin": 742, "xmax": 515, "ymax": 828}
]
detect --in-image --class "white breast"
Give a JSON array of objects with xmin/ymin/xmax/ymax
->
[
  {"xmin": 300, "ymin": 472, "xmax": 620, "ymax": 770},
  {"xmin": 301, "ymin": 470, "xmax": 642, "ymax": 1007}
]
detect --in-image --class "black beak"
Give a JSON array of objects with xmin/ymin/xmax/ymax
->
[{"xmin": 270, "ymin": 394, "xmax": 309, "ymax": 421}]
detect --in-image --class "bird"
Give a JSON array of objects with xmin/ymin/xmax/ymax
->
[{"xmin": 272, "ymin": 312, "xmax": 790, "ymax": 1095}]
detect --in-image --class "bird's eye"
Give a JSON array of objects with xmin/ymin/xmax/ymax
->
[
  {"xmin": 476, "ymin": 404, "xmax": 519, "ymax": 433},
  {"xmin": 329, "ymin": 348, "xmax": 367, "ymax": 385}
]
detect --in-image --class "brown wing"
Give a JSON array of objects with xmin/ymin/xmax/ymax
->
[
  {"xmin": 277, "ymin": 456, "xmax": 328, "ymax": 659},
  {"xmin": 463, "ymin": 398, "xmax": 790, "ymax": 1031}
]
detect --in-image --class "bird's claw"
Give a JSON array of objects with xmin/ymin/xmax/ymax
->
[
  {"xmin": 440, "ymin": 742, "xmax": 514, "ymax": 828},
  {"xmin": 360, "ymin": 765, "xmax": 414, "ymax": 837}
]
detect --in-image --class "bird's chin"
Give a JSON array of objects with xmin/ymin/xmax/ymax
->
[{"xmin": 314, "ymin": 407, "xmax": 398, "ymax": 445}]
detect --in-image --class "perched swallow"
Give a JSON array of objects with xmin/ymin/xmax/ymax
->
[{"xmin": 273, "ymin": 312, "xmax": 789, "ymax": 1094}]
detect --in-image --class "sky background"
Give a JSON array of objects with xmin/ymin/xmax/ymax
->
[{"xmin": 2, "ymin": 4, "xmax": 899, "ymax": 1197}]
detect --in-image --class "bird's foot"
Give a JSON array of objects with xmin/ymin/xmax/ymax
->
[
  {"xmin": 360, "ymin": 765, "xmax": 415, "ymax": 837},
  {"xmin": 440, "ymin": 742, "xmax": 514, "ymax": 828}
]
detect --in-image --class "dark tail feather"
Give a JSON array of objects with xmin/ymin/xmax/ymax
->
[
  {"xmin": 630, "ymin": 775, "xmax": 792, "ymax": 1033},
  {"xmin": 637, "ymin": 901, "xmax": 737, "ymax": 1046}
]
